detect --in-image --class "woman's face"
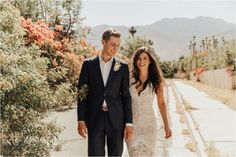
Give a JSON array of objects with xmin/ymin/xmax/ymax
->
[{"xmin": 136, "ymin": 52, "xmax": 151, "ymax": 71}]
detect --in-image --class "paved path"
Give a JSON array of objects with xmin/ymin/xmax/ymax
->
[
  {"xmin": 173, "ymin": 80, "xmax": 236, "ymax": 157},
  {"xmin": 8, "ymin": 77, "xmax": 236, "ymax": 156},
  {"xmin": 49, "ymin": 82, "xmax": 207, "ymax": 157},
  {"xmin": 164, "ymin": 85, "xmax": 199, "ymax": 157}
]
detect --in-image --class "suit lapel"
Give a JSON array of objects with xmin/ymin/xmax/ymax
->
[
  {"xmin": 94, "ymin": 56, "xmax": 105, "ymax": 87},
  {"xmin": 106, "ymin": 58, "xmax": 116, "ymax": 87}
]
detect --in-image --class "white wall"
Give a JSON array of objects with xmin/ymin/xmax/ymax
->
[{"xmin": 190, "ymin": 69, "xmax": 236, "ymax": 89}]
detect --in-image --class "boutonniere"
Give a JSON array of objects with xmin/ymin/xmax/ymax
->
[{"xmin": 113, "ymin": 60, "xmax": 121, "ymax": 71}]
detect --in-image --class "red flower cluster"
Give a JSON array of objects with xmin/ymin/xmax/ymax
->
[
  {"xmin": 225, "ymin": 65, "xmax": 235, "ymax": 77},
  {"xmin": 20, "ymin": 18, "xmax": 100, "ymax": 78},
  {"xmin": 21, "ymin": 18, "xmax": 62, "ymax": 50},
  {"xmin": 193, "ymin": 66, "xmax": 205, "ymax": 77}
]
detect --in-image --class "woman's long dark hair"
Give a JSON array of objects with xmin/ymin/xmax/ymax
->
[{"xmin": 131, "ymin": 46, "xmax": 163, "ymax": 93}]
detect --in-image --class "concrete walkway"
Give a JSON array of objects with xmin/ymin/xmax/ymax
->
[
  {"xmin": 49, "ymin": 106, "xmax": 130, "ymax": 156},
  {"xmin": 173, "ymin": 80, "xmax": 236, "ymax": 157},
  {"xmin": 47, "ymin": 80, "xmax": 236, "ymax": 156},
  {"xmin": 50, "ymin": 82, "xmax": 201, "ymax": 156},
  {"xmin": 163, "ymin": 85, "xmax": 199, "ymax": 157}
]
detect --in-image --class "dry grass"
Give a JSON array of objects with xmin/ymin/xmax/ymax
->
[
  {"xmin": 206, "ymin": 142, "xmax": 221, "ymax": 157},
  {"xmin": 181, "ymin": 128, "xmax": 191, "ymax": 135},
  {"xmin": 185, "ymin": 141, "xmax": 196, "ymax": 152},
  {"xmin": 176, "ymin": 79, "xmax": 236, "ymax": 110},
  {"xmin": 179, "ymin": 114, "xmax": 185, "ymax": 123}
]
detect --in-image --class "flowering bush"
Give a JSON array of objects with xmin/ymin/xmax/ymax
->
[
  {"xmin": 225, "ymin": 65, "xmax": 235, "ymax": 77},
  {"xmin": 1, "ymin": 1, "xmax": 96, "ymax": 156},
  {"xmin": 0, "ymin": 2, "xmax": 62, "ymax": 156},
  {"xmin": 169, "ymin": 37, "xmax": 236, "ymax": 80},
  {"xmin": 21, "ymin": 18, "xmax": 97, "ymax": 81},
  {"xmin": 21, "ymin": 18, "xmax": 63, "ymax": 50},
  {"xmin": 193, "ymin": 66, "xmax": 205, "ymax": 78}
]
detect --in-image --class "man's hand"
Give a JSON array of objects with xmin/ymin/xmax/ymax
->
[
  {"xmin": 124, "ymin": 126, "xmax": 133, "ymax": 142},
  {"xmin": 77, "ymin": 121, "xmax": 87, "ymax": 138}
]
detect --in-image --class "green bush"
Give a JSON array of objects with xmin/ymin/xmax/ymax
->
[
  {"xmin": 160, "ymin": 61, "xmax": 175, "ymax": 78},
  {"xmin": 172, "ymin": 37, "xmax": 236, "ymax": 79},
  {"xmin": 120, "ymin": 35, "xmax": 158, "ymax": 59},
  {"xmin": 0, "ymin": 2, "xmax": 62, "ymax": 156}
]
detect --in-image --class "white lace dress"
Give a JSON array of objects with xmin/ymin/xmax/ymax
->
[{"xmin": 126, "ymin": 83, "xmax": 158, "ymax": 156}]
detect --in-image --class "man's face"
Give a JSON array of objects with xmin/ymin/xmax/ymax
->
[{"xmin": 102, "ymin": 36, "xmax": 121, "ymax": 57}]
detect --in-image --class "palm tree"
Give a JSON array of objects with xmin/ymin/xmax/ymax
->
[
  {"xmin": 189, "ymin": 40, "xmax": 193, "ymax": 55},
  {"xmin": 221, "ymin": 37, "xmax": 226, "ymax": 45},
  {"xmin": 214, "ymin": 39, "xmax": 218, "ymax": 48},
  {"xmin": 148, "ymin": 39, "xmax": 153, "ymax": 45},
  {"xmin": 200, "ymin": 45, "xmax": 202, "ymax": 52},
  {"xmin": 208, "ymin": 39, "xmax": 212, "ymax": 47},
  {"xmin": 212, "ymin": 35, "xmax": 218, "ymax": 48},
  {"xmin": 202, "ymin": 40, "xmax": 205, "ymax": 51},
  {"xmin": 192, "ymin": 36, "xmax": 196, "ymax": 54},
  {"xmin": 129, "ymin": 26, "xmax": 136, "ymax": 38}
]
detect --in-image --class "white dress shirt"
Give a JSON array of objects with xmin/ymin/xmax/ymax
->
[
  {"xmin": 99, "ymin": 55, "xmax": 132, "ymax": 127},
  {"xmin": 99, "ymin": 55, "xmax": 113, "ymax": 108}
]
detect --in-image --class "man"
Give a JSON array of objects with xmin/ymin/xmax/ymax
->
[{"xmin": 77, "ymin": 28, "xmax": 133, "ymax": 156}]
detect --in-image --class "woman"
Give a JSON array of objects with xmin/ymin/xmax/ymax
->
[{"xmin": 126, "ymin": 46, "xmax": 172, "ymax": 156}]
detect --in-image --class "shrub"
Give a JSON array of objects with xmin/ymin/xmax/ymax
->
[{"xmin": 0, "ymin": 2, "xmax": 62, "ymax": 156}]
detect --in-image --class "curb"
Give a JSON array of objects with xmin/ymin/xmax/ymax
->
[{"xmin": 171, "ymin": 81, "xmax": 208, "ymax": 157}]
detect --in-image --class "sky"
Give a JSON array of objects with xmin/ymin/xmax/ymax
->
[{"xmin": 80, "ymin": 0, "xmax": 236, "ymax": 27}]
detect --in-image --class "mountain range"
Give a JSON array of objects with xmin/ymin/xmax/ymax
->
[{"xmin": 86, "ymin": 16, "xmax": 236, "ymax": 61}]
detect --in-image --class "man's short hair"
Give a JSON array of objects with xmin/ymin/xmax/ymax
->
[{"xmin": 102, "ymin": 28, "xmax": 121, "ymax": 42}]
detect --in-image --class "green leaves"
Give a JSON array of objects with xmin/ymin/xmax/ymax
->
[
  {"xmin": 171, "ymin": 38, "xmax": 236, "ymax": 79},
  {"xmin": 77, "ymin": 84, "xmax": 88, "ymax": 102},
  {"xmin": 120, "ymin": 35, "xmax": 157, "ymax": 60},
  {"xmin": 160, "ymin": 61, "xmax": 175, "ymax": 78},
  {"xmin": 0, "ymin": 2, "xmax": 64, "ymax": 156}
]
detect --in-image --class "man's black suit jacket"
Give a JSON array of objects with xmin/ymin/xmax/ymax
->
[{"xmin": 77, "ymin": 56, "xmax": 132, "ymax": 130}]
